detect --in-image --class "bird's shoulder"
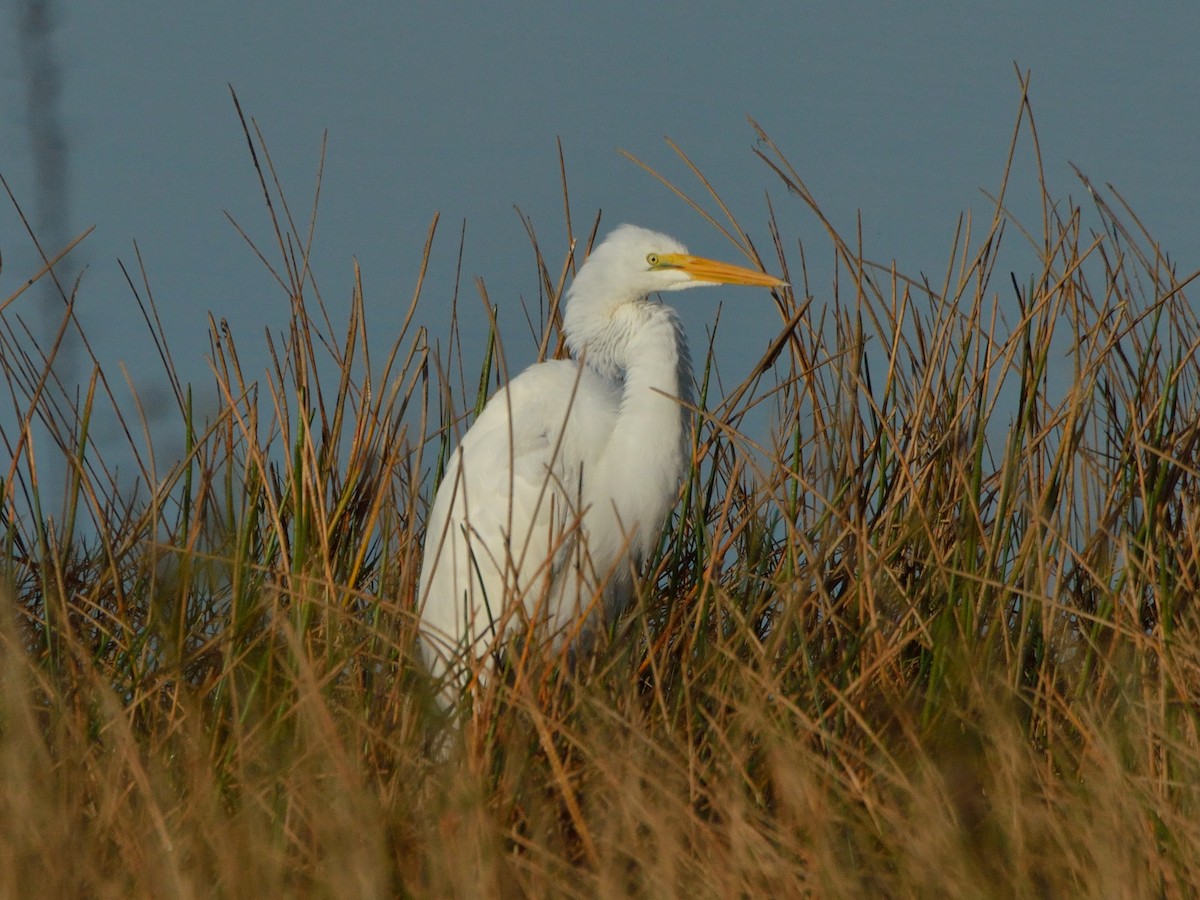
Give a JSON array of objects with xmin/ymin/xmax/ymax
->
[{"xmin": 459, "ymin": 359, "xmax": 620, "ymax": 462}]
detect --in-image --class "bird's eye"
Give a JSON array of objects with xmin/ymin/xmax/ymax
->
[{"xmin": 646, "ymin": 253, "xmax": 659, "ymax": 266}]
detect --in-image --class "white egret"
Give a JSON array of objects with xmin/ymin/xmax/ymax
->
[{"xmin": 417, "ymin": 224, "xmax": 785, "ymax": 698}]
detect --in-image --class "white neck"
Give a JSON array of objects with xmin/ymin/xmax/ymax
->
[{"xmin": 582, "ymin": 302, "xmax": 694, "ymax": 565}]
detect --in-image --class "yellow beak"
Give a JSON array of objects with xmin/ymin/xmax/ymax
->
[{"xmin": 657, "ymin": 253, "xmax": 787, "ymax": 288}]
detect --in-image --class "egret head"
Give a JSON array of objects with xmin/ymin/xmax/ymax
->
[
  {"xmin": 567, "ymin": 224, "xmax": 784, "ymax": 311},
  {"xmin": 562, "ymin": 224, "xmax": 785, "ymax": 373},
  {"xmin": 558, "ymin": 226, "xmax": 787, "ymax": 380}
]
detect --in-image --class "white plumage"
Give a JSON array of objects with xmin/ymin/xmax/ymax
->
[{"xmin": 417, "ymin": 224, "xmax": 785, "ymax": 698}]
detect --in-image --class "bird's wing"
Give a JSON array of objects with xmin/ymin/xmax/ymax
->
[{"xmin": 417, "ymin": 360, "xmax": 619, "ymax": 676}]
